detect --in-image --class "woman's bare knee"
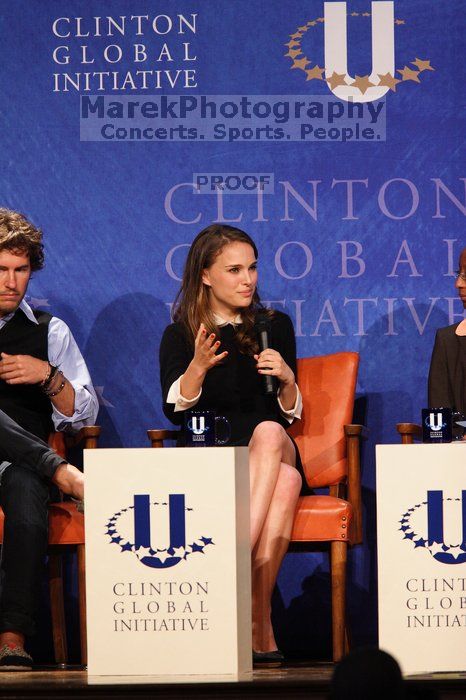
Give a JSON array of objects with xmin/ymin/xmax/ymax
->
[{"xmin": 250, "ymin": 421, "xmax": 286, "ymax": 451}]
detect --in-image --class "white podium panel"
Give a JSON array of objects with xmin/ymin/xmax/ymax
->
[
  {"xmin": 84, "ymin": 447, "xmax": 252, "ymax": 681},
  {"xmin": 376, "ymin": 444, "xmax": 466, "ymax": 675}
]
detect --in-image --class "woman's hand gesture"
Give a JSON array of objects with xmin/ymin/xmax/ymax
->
[
  {"xmin": 180, "ymin": 324, "xmax": 228, "ymax": 400},
  {"xmin": 191, "ymin": 324, "xmax": 228, "ymax": 375}
]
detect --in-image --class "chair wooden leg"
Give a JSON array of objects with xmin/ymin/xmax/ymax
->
[
  {"xmin": 330, "ymin": 540, "xmax": 347, "ymax": 663},
  {"xmin": 48, "ymin": 553, "xmax": 68, "ymax": 665},
  {"xmin": 77, "ymin": 544, "xmax": 87, "ymax": 666}
]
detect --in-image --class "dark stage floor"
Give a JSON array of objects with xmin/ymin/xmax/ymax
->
[{"xmin": 0, "ymin": 664, "xmax": 465, "ymax": 700}]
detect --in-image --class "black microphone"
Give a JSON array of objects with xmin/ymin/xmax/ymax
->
[{"xmin": 255, "ymin": 315, "xmax": 276, "ymax": 396}]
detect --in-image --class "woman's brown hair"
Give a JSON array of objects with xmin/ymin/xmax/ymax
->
[{"xmin": 172, "ymin": 224, "xmax": 272, "ymax": 354}]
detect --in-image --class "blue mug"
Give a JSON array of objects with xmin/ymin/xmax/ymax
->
[
  {"xmin": 421, "ymin": 407, "xmax": 452, "ymax": 443},
  {"xmin": 184, "ymin": 410, "xmax": 231, "ymax": 447}
]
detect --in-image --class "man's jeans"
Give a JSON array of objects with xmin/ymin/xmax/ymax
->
[{"xmin": 0, "ymin": 409, "xmax": 65, "ymax": 636}]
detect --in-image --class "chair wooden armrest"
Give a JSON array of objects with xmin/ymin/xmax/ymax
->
[
  {"xmin": 396, "ymin": 422, "xmax": 422, "ymax": 444},
  {"xmin": 147, "ymin": 429, "xmax": 178, "ymax": 448},
  {"xmin": 344, "ymin": 424, "xmax": 366, "ymax": 545},
  {"xmin": 65, "ymin": 426, "xmax": 101, "ymax": 450},
  {"xmin": 344, "ymin": 423, "xmax": 368, "ymax": 440}
]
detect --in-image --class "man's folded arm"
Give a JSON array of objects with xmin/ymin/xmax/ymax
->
[{"xmin": 47, "ymin": 317, "xmax": 99, "ymax": 432}]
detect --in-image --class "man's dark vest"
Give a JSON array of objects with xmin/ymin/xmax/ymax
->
[{"xmin": 0, "ymin": 309, "xmax": 53, "ymax": 441}]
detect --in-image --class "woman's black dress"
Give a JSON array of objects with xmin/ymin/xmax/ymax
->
[
  {"xmin": 428, "ymin": 323, "xmax": 466, "ymax": 413},
  {"xmin": 159, "ymin": 311, "xmax": 299, "ymax": 448}
]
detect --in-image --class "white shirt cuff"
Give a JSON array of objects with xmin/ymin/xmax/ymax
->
[
  {"xmin": 277, "ymin": 384, "xmax": 302, "ymax": 424},
  {"xmin": 167, "ymin": 376, "xmax": 202, "ymax": 412},
  {"xmin": 51, "ymin": 384, "xmax": 99, "ymax": 433}
]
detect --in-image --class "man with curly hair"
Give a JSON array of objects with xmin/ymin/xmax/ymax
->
[{"xmin": 0, "ymin": 208, "xmax": 98, "ymax": 670}]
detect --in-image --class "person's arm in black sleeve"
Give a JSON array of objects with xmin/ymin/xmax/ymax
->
[
  {"xmin": 269, "ymin": 311, "xmax": 300, "ymax": 415},
  {"xmin": 159, "ymin": 324, "xmax": 193, "ymax": 425},
  {"xmin": 428, "ymin": 329, "xmax": 452, "ymax": 407},
  {"xmin": 272, "ymin": 311, "xmax": 298, "ymax": 380}
]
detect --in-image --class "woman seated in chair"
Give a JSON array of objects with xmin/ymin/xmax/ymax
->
[
  {"xmin": 159, "ymin": 224, "xmax": 302, "ymax": 662},
  {"xmin": 428, "ymin": 246, "xmax": 466, "ymax": 414}
]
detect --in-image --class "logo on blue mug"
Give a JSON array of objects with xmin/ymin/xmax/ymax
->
[
  {"xmin": 425, "ymin": 412, "xmax": 447, "ymax": 432},
  {"xmin": 188, "ymin": 416, "xmax": 209, "ymax": 435}
]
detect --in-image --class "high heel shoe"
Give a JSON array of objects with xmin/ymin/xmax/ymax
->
[{"xmin": 253, "ymin": 649, "xmax": 284, "ymax": 665}]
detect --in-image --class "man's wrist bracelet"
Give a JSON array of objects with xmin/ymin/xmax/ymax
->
[
  {"xmin": 43, "ymin": 369, "xmax": 65, "ymax": 397},
  {"xmin": 40, "ymin": 364, "xmax": 58, "ymax": 389},
  {"xmin": 39, "ymin": 363, "xmax": 52, "ymax": 387},
  {"xmin": 45, "ymin": 379, "xmax": 66, "ymax": 398}
]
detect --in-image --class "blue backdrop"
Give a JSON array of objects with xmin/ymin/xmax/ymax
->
[{"xmin": 0, "ymin": 0, "xmax": 464, "ymax": 660}]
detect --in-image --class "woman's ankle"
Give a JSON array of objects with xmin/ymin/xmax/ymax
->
[{"xmin": 252, "ymin": 617, "xmax": 277, "ymax": 653}]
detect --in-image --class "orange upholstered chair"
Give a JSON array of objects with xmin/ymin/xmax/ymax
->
[
  {"xmin": 148, "ymin": 352, "xmax": 364, "ymax": 663},
  {"xmin": 0, "ymin": 426, "xmax": 100, "ymax": 666},
  {"xmin": 287, "ymin": 352, "xmax": 364, "ymax": 662}
]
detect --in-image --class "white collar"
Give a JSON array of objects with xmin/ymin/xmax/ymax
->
[
  {"xmin": 1, "ymin": 299, "xmax": 38, "ymax": 325},
  {"xmin": 213, "ymin": 312, "xmax": 242, "ymax": 327}
]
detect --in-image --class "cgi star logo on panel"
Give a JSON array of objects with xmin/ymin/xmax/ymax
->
[
  {"xmin": 399, "ymin": 491, "xmax": 466, "ymax": 565},
  {"xmin": 285, "ymin": 1, "xmax": 435, "ymax": 103},
  {"xmin": 105, "ymin": 494, "xmax": 215, "ymax": 569}
]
